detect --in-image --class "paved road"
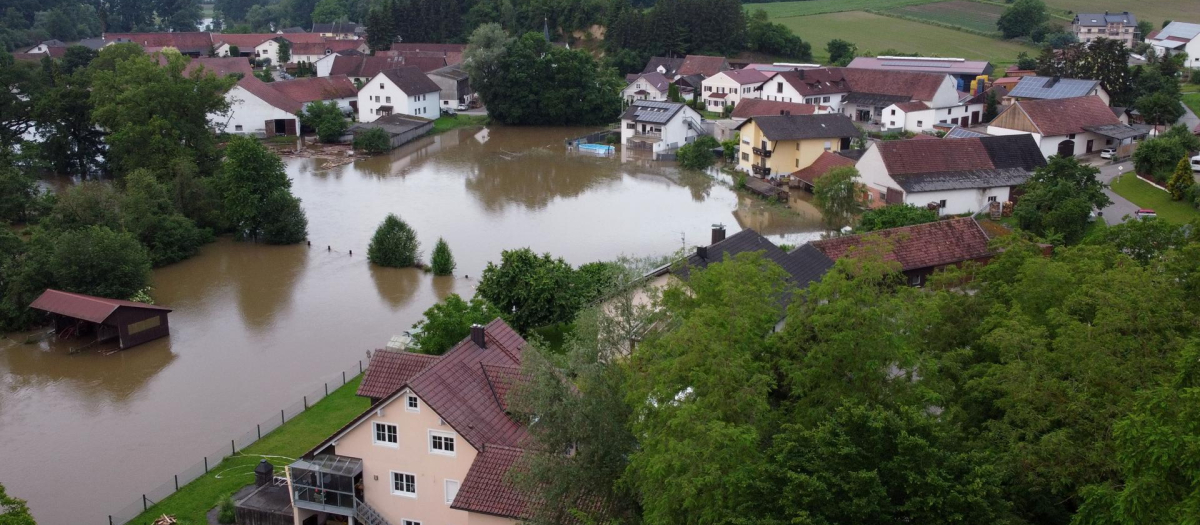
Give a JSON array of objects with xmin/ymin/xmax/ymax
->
[{"xmin": 1096, "ymin": 160, "xmax": 1139, "ymax": 225}]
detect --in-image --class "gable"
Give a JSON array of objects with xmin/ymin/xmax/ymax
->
[{"xmin": 989, "ymin": 104, "xmax": 1040, "ymax": 134}]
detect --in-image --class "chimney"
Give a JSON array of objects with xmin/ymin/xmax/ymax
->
[
  {"xmin": 254, "ymin": 459, "xmax": 274, "ymax": 487},
  {"xmin": 711, "ymin": 224, "xmax": 726, "ymax": 244},
  {"xmin": 470, "ymin": 324, "xmax": 486, "ymax": 348},
  {"xmin": 696, "ymin": 246, "xmax": 708, "ymax": 260}
]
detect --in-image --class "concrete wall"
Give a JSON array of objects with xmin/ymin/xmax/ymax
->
[{"xmin": 213, "ymin": 85, "xmax": 297, "ymax": 136}]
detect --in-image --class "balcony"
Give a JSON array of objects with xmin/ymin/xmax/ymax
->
[
  {"xmin": 751, "ymin": 164, "xmax": 771, "ymax": 177},
  {"xmin": 752, "ymin": 147, "xmax": 772, "ymax": 158},
  {"xmin": 289, "ymin": 454, "xmax": 363, "ymax": 516}
]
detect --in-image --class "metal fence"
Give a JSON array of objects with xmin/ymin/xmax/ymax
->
[{"xmin": 106, "ymin": 360, "xmax": 367, "ymax": 525}]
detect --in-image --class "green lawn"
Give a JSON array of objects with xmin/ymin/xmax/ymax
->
[
  {"xmin": 886, "ymin": 0, "xmax": 1009, "ymax": 34},
  {"xmin": 1183, "ymin": 93, "xmax": 1200, "ymax": 116},
  {"xmin": 779, "ymin": 10, "xmax": 1035, "ymax": 64},
  {"xmin": 433, "ymin": 114, "xmax": 489, "ymax": 134},
  {"xmin": 1111, "ymin": 174, "xmax": 1200, "ymax": 223},
  {"xmin": 749, "ymin": 0, "xmax": 942, "ymax": 18},
  {"xmin": 127, "ymin": 377, "xmax": 370, "ymax": 525}
]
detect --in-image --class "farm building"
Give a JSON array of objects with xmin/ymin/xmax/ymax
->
[
  {"xmin": 349, "ymin": 114, "xmax": 434, "ymax": 150},
  {"xmin": 30, "ymin": 289, "xmax": 172, "ymax": 350},
  {"xmin": 846, "ymin": 56, "xmax": 992, "ymax": 91}
]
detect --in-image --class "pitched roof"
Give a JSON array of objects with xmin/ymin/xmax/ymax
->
[
  {"xmin": 731, "ymin": 98, "xmax": 820, "ymax": 119},
  {"xmin": 211, "ymin": 33, "xmax": 275, "ymax": 48},
  {"xmin": 643, "ymin": 56, "xmax": 684, "ymax": 76},
  {"xmin": 847, "ymin": 56, "xmax": 992, "ymax": 76},
  {"xmin": 1151, "ymin": 22, "xmax": 1200, "ymax": 42},
  {"xmin": 620, "ymin": 100, "xmax": 688, "ymax": 123},
  {"xmin": 269, "ymin": 75, "xmax": 357, "ymax": 103},
  {"xmin": 334, "ymin": 55, "xmax": 446, "ymax": 77},
  {"xmin": 451, "ymin": 445, "xmax": 533, "ymax": 519},
  {"xmin": 874, "ymin": 134, "xmax": 1046, "ymax": 192},
  {"xmin": 312, "ymin": 22, "xmax": 360, "ymax": 33},
  {"xmin": 893, "ymin": 101, "xmax": 929, "ymax": 112},
  {"xmin": 627, "ymin": 72, "xmax": 670, "ymax": 93},
  {"xmin": 809, "ymin": 217, "xmax": 993, "ymax": 271},
  {"xmin": 390, "ymin": 43, "xmax": 467, "ymax": 53},
  {"xmin": 738, "ymin": 114, "xmax": 859, "ymax": 141},
  {"xmin": 943, "ymin": 126, "xmax": 990, "ymax": 139},
  {"xmin": 236, "ymin": 76, "xmax": 304, "ymax": 114},
  {"xmin": 380, "ymin": 66, "xmax": 441, "ymax": 95},
  {"xmin": 677, "ymin": 55, "xmax": 729, "ymax": 77},
  {"xmin": 675, "ymin": 229, "xmax": 833, "ymax": 294},
  {"xmin": 356, "ymin": 350, "xmax": 440, "ymax": 399},
  {"xmin": 1008, "ymin": 76, "xmax": 1100, "ymax": 100},
  {"xmin": 104, "ymin": 32, "xmax": 213, "ymax": 53},
  {"xmin": 790, "ymin": 150, "xmax": 855, "ymax": 185},
  {"xmin": 714, "ymin": 68, "xmax": 768, "ymax": 85},
  {"xmin": 841, "ymin": 67, "xmax": 948, "ymax": 102},
  {"xmin": 30, "ymin": 289, "xmax": 171, "ymax": 324},
  {"xmin": 1010, "ymin": 95, "xmax": 1120, "ymax": 136},
  {"xmin": 291, "ymin": 39, "xmax": 363, "ymax": 56},
  {"xmin": 771, "ymin": 68, "xmax": 849, "ymax": 97},
  {"xmin": 1073, "ymin": 12, "xmax": 1135, "ymax": 26},
  {"xmin": 181, "ymin": 56, "xmax": 254, "ymax": 77}
]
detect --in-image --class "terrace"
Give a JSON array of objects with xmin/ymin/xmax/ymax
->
[{"xmin": 288, "ymin": 454, "xmax": 363, "ymax": 516}]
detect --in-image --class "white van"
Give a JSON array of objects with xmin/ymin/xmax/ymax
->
[{"xmin": 1192, "ymin": 155, "xmax": 1200, "ymax": 172}]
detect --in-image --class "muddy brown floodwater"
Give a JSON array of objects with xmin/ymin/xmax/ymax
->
[{"xmin": 0, "ymin": 126, "xmax": 825, "ymax": 524}]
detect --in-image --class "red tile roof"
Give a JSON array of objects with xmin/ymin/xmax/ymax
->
[
  {"xmin": 236, "ymin": 76, "xmax": 304, "ymax": 114},
  {"xmin": 877, "ymin": 137, "xmax": 995, "ymax": 175},
  {"xmin": 718, "ymin": 68, "xmax": 769, "ymax": 85},
  {"xmin": 105, "ymin": 32, "xmax": 214, "ymax": 53},
  {"xmin": 390, "ymin": 43, "xmax": 467, "ymax": 53},
  {"xmin": 330, "ymin": 55, "xmax": 447, "ymax": 77},
  {"xmin": 841, "ymin": 67, "xmax": 947, "ymax": 101},
  {"xmin": 212, "ymin": 33, "xmax": 275, "ymax": 48},
  {"xmin": 1010, "ymin": 95, "xmax": 1121, "ymax": 136},
  {"xmin": 381, "ymin": 66, "xmax": 442, "ymax": 95},
  {"xmin": 790, "ymin": 151, "xmax": 855, "ymax": 185},
  {"xmin": 356, "ymin": 350, "xmax": 439, "ymax": 399},
  {"xmin": 893, "ymin": 101, "xmax": 929, "ymax": 112},
  {"xmin": 677, "ymin": 55, "xmax": 729, "ymax": 77},
  {"xmin": 30, "ymin": 289, "xmax": 171, "ymax": 324},
  {"xmin": 291, "ymin": 39, "xmax": 364, "ymax": 56},
  {"xmin": 731, "ymin": 98, "xmax": 821, "ymax": 119},
  {"xmin": 481, "ymin": 363, "xmax": 527, "ymax": 412},
  {"xmin": 269, "ymin": 75, "xmax": 357, "ymax": 103},
  {"xmin": 811, "ymin": 217, "xmax": 992, "ymax": 271},
  {"xmin": 451, "ymin": 445, "xmax": 533, "ymax": 519},
  {"xmin": 906, "ymin": 133, "xmax": 940, "ymax": 140}
]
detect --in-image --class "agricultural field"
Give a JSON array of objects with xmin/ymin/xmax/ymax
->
[
  {"xmin": 884, "ymin": 1, "xmax": 1008, "ymax": 34},
  {"xmin": 1040, "ymin": 0, "xmax": 1200, "ymax": 27},
  {"xmin": 747, "ymin": 0, "xmax": 942, "ymax": 19},
  {"xmin": 778, "ymin": 11, "xmax": 1035, "ymax": 65}
]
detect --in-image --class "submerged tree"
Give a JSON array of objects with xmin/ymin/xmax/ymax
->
[
  {"xmin": 367, "ymin": 213, "xmax": 421, "ymax": 268},
  {"xmin": 813, "ymin": 166, "xmax": 865, "ymax": 231},
  {"xmin": 217, "ymin": 136, "xmax": 307, "ymax": 243},
  {"xmin": 430, "ymin": 237, "xmax": 455, "ymax": 275}
]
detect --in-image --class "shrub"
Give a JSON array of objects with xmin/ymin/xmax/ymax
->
[
  {"xmin": 855, "ymin": 204, "xmax": 938, "ymax": 232},
  {"xmin": 410, "ymin": 294, "xmax": 501, "ymax": 354},
  {"xmin": 297, "ymin": 101, "xmax": 348, "ymax": 143},
  {"xmin": 51, "ymin": 226, "xmax": 152, "ymax": 299},
  {"xmin": 431, "ymin": 237, "xmax": 456, "ymax": 275},
  {"xmin": 353, "ymin": 128, "xmax": 391, "ymax": 153},
  {"xmin": 218, "ymin": 496, "xmax": 235, "ymax": 524},
  {"xmin": 676, "ymin": 136, "xmax": 722, "ymax": 170},
  {"xmin": 1167, "ymin": 158, "xmax": 1194, "ymax": 200},
  {"xmin": 368, "ymin": 213, "xmax": 421, "ymax": 267},
  {"xmin": 258, "ymin": 189, "xmax": 308, "ymax": 245}
]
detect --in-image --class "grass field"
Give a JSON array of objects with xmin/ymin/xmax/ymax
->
[
  {"xmin": 1111, "ymin": 175, "xmax": 1200, "ymax": 223},
  {"xmin": 885, "ymin": 0, "xmax": 1008, "ymax": 34},
  {"xmin": 1183, "ymin": 93, "xmax": 1200, "ymax": 116},
  {"xmin": 433, "ymin": 113, "xmax": 489, "ymax": 133},
  {"xmin": 747, "ymin": 0, "xmax": 941, "ymax": 19},
  {"xmin": 128, "ymin": 377, "xmax": 370, "ymax": 525},
  {"xmin": 1040, "ymin": 0, "xmax": 1200, "ymax": 27},
  {"xmin": 778, "ymin": 11, "xmax": 1035, "ymax": 64}
]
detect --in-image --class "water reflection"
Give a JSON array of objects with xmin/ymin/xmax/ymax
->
[
  {"xmin": 0, "ymin": 336, "xmax": 176, "ymax": 408},
  {"xmin": 370, "ymin": 265, "xmax": 422, "ymax": 311}
]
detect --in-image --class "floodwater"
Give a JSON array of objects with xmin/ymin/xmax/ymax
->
[{"xmin": 0, "ymin": 126, "xmax": 824, "ymax": 525}]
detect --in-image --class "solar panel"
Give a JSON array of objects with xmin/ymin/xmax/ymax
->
[{"xmin": 1009, "ymin": 77, "xmax": 1098, "ymax": 99}]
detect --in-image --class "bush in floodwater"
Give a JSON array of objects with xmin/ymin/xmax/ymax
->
[
  {"xmin": 676, "ymin": 136, "xmax": 722, "ymax": 170},
  {"xmin": 218, "ymin": 496, "xmax": 236, "ymax": 524},
  {"xmin": 368, "ymin": 213, "xmax": 421, "ymax": 268},
  {"xmin": 431, "ymin": 237, "xmax": 456, "ymax": 275},
  {"xmin": 354, "ymin": 128, "xmax": 391, "ymax": 153}
]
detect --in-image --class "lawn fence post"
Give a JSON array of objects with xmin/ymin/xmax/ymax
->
[
  {"xmin": 142, "ymin": 495, "xmax": 147, "ymax": 511},
  {"xmin": 343, "ymin": 370, "xmax": 347, "ymax": 384},
  {"xmin": 304, "ymin": 395, "xmax": 308, "ymax": 410},
  {"xmin": 325, "ymin": 383, "xmax": 329, "ymax": 396},
  {"xmin": 205, "ymin": 456, "xmax": 208, "ymax": 473},
  {"xmin": 175, "ymin": 474, "xmax": 179, "ymax": 491},
  {"xmin": 258, "ymin": 424, "xmax": 262, "ymax": 440},
  {"xmin": 231, "ymin": 439, "xmax": 235, "ymax": 455},
  {"xmin": 359, "ymin": 360, "xmax": 362, "ymax": 373},
  {"xmin": 110, "ymin": 515, "xmax": 114, "ymax": 525}
]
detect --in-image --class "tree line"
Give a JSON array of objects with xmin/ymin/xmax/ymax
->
[{"xmin": 1, "ymin": 44, "xmax": 308, "ymax": 331}]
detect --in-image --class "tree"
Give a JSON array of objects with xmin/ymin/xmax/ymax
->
[
  {"xmin": 1135, "ymin": 91, "xmax": 1185, "ymax": 126},
  {"xmin": 217, "ymin": 136, "xmax": 308, "ymax": 243},
  {"xmin": 0, "ymin": 482, "xmax": 35, "ymax": 525},
  {"xmin": 311, "ymin": 0, "xmax": 346, "ymax": 23},
  {"xmin": 1167, "ymin": 157, "xmax": 1194, "ymax": 200},
  {"xmin": 50, "ymin": 226, "xmax": 152, "ymax": 299},
  {"xmin": 0, "ymin": 163, "xmax": 47, "ymax": 224},
  {"xmin": 983, "ymin": 89, "xmax": 999, "ymax": 121},
  {"xmin": 997, "ymin": 0, "xmax": 1048, "ymax": 38},
  {"xmin": 463, "ymin": 23, "xmax": 513, "ymax": 98},
  {"xmin": 44, "ymin": 181, "xmax": 122, "ymax": 232},
  {"xmin": 33, "ymin": 51, "xmax": 105, "ymax": 175},
  {"xmin": 409, "ymin": 294, "xmax": 500, "ymax": 354},
  {"xmin": 121, "ymin": 169, "xmax": 212, "ymax": 266},
  {"xmin": 675, "ymin": 135, "xmax": 720, "ymax": 170},
  {"xmin": 227, "ymin": 44, "xmax": 240, "ymax": 57},
  {"xmin": 367, "ymin": 213, "xmax": 421, "ymax": 267},
  {"xmin": 826, "ymin": 38, "xmax": 856, "ymax": 66},
  {"xmin": 1012, "ymin": 156, "xmax": 1110, "ymax": 243},
  {"xmin": 476, "ymin": 248, "xmax": 581, "ymax": 332},
  {"xmin": 430, "ymin": 237, "xmax": 455, "ymax": 275},
  {"xmin": 1016, "ymin": 51, "xmax": 1037, "ymax": 70},
  {"xmin": 365, "ymin": 0, "xmax": 398, "ymax": 53},
  {"xmin": 297, "ymin": 101, "xmax": 348, "ymax": 143},
  {"xmin": 813, "ymin": 166, "xmax": 864, "ymax": 231},
  {"xmin": 353, "ymin": 128, "xmax": 391, "ymax": 153},
  {"xmin": 1045, "ymin": 30, "xmax": 1078, "ymax": 49},
  {"xmin": 0, "ymin": 51, "xmax": 41, "ymax": 152},
  {"xmin": 855, "ymin": 204, "xmax": 938, "ymax": 232},
  {"xmin": 746, "ymin": 9, "xmax": 811, "ymax": 61},
  {"xmin": 276, "ymin": 38, "xmax": 291, "ymax": 64},
  {"xmin": 1136, "ymin": 20, "xmax": 1155, "ymax": 41},
  {"xmin": 667, "ymin": 83, "xmax": 681, "ymax": 102},
  {"xmin": 1133, "ymin": 124, "xmax": 1200, "ymax": 182}
]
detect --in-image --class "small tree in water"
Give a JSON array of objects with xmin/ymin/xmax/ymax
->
[
  {"xmin": 431, "ymin": 237, "xmax": 456, "ymax": 275},
  {"xmin": 813, "ymin": 166, "xmax": 865, "ymax": 231},
  {"xmin": 676, "ymin": 136, "xmax": 721, "ymax": 170},
  {"xmin": 354, "ymin": 128, "xmax": 391, "ymax": 153},
  {"xmin": 368, "ymin": 214, "xmax": 421, "ymax": 267}
]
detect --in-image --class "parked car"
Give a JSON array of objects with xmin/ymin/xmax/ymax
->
[
  {"xmin": 1135, "ymin": 209, "xmax": 1157, "ymax": 220},
  {"xmin": 441, "ymin": 107, "xmax": 457, "ymax": 116},
  {"xmin": 1191, "ymin": 155, "xmax": 1200, "ymax": 172},
  {"xmin": 1100, "ymin": 148, "xmax": 1116, "ymax": 159},
  {"xmin": 456, "ymin": 102, "xmax": 469, "ymax": 111}
]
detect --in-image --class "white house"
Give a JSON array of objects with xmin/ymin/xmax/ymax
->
[
  {"xmin": 759, "ymin": 67, "xmax": 964, "ymax": 125},
  {"xmin": 1147, "ymin": 22, "xmax": 1200, "ymax": 68},
  {"xmin": 25, "ymin": 39, "xmax": 65, "ymax": 54},
  {"xmin": 854, "ymin": 134, "xmax": 1046, "ymax": 215},
  {"xmin": 358, "ymin": 66, "xmax": 441, "ymax": 122},
  {"xmin": 883, "ymin": 95, "xmax": 985, "ymax": 133},
  {"xmin": 213, "ymin": 76, "xmax": 302, "ymax": 137},
  {"xmin": 620, "ymin": 100, "xmax": 707, "ymax": 153},
  {"xmin": 622, "ymin": 72, "xmax": 671, "ymax": 103},
  {"xmin": 701, "ymin": 69, "xmax": 769, "ymax": 112},
  {"xmin": 269, "ymin": 75, "xmax": 359, "ymax": 113},
  {"xmin": 986, "ymin": 95, "xmax": 1144, "ymax": 158}
]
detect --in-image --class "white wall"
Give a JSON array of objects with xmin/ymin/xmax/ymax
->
[
  {"xmin": 701, "ymin": 73, "xmax": 761, "ymax": 110},
  {"xmin": 621, "ymin": 105, "xmax": 704, "ymax": 152},
  {"xmin": 212, "ymin": 85, "xmax": 296, "ymax": 136},
  {"xmin": 904, "ymin": 186, "xmax": 1011, "ymax": 215},
  {"xmin": 255, "ymin": 39, "xmax": 281, "ymax": 65},
  {"xmin": 854, "ymin": 146, "xmax": 897, "ymax": 206},
  {"xmin": 358, "ymin": 73, "xmax": 440, "ymax": 122},
  {"xmin": 314, "ymin": 53, "xmax": 339, "ymax": 77},
  {"xmin": 622, "ymin": 79, "xmax": 667, "ymax": 103}
]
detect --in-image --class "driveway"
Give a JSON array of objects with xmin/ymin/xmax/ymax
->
[{"xmin": 1096, "ymin": 160, "xmax": 1139, "ymax": 225}]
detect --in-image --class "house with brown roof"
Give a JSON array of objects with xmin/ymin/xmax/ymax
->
[
  {"xmin": 1147, "ymin": 22, "xmax": 1200, "ymax": 67},
  {"xmin": 789, "ymin": 150, "xmax": 857, "ymax": 191},
  {"xmin": 700, "ymin": 69, "xmax": 769, "ymax": 112},
  {"xmin": 805, "ymin": 217, "xmax": 994, "ymax": 287},
  {"xmin": 213, "ymin": 76, "xmax": 302, "ymax": 137},
  {"xmin": 286, "ymin": 318, "xmax": 532, "ymax": 525},
  {"xmin": 734, "ymin": 113, "xmax": 859, "ymax": 179},
  {"xmin": 322, "ymin": 55, "xmax": 445, "ymax": 83},
  {"xmin": 622, "ymin": 72, "xmax": 671, "ymax": 103},
  {"xmin": 358, "ymin": 66, "xmax": 441, "ymax": 122},
  {"xmin": 760, "ymin": 67, "xmax": 965, "ymax": 127},
  {"xmin": 269, "ymin": 75, "xmax": 359, "ymax": 113},
  {"xmin": 855, "ymin": 134, "xmax": 1046, "ymax": 214},
  {"xmin": 291, "ymin": 39, "xmax": 369, "ymax": 65},
  {"xmin": 729, "ymin": 99, "xmax": 827, "ymax": 122},
  {"xmin": 641, "ymin": 54, "xmax": 730, "ymax": 80},
  {"xmin": 104, "ymin": 32, "xmax": 215, "ymax": 56},
  {"xmin": 986, "ymin": 95, "xmax": 1143, "ymax": 158}
]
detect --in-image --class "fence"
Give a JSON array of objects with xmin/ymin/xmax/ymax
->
[{"xmin": 105, "ymin": 360, "xmax": 367, "ymax": 525}]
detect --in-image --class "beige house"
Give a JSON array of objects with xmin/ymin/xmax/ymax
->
[
  {"xmin": 1072, "ymin": 12, "xmax": 1137, "ymax": 47},
  {"xmin": 286, "ymin": 319, "xmax": 532, "ymax": 525},
  {"xmin": 735, "ymin": 114, "xmax": 859, "ymax": 179}
]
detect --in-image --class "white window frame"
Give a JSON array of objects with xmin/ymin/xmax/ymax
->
[
  {"xmin": 429, "ymin": 430, "xmax": 457, "ymax": 456},
  {"xmin": 390, "ymin": 471, "xmax": 417, "ymax": 498},
  {"xmin": 373, "ymin": 421, "xmax": 399, "ymax": 448},
  {"xmin": 406, "ymin": 394, "xmax": 419, "ymax": 412},
  {"xmin": 444, "ymin": 479, "xmax": 460, "ymax": 505}
]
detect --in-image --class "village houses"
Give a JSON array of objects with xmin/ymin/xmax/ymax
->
[
  {"xmin": 735, "ymin": 113, "xmax": 860, "ymax": 178},
  {"xmin": 619, "ymin": 101, "xmax": 707, "ymax": 154},
  {"xmin": 622, "ymin": 72, "xmax": 672, "ymax": 103},
  {"xmin": 1004, "ymin": 76, "xmax": 1111, "ymax": 105},
  {"xmin": 700, "ymin": 69, "xmax": 770, "ymax": 112},
  {"xmin": 1072, "ymin": 12, "xmax": 1138, "ymax": 47},
  {"xmin": 1147, "ymin": 22, "xmax": 1200, "ymax": 68},
  {"xmin": 358, "ymin": 67, "xmax": 442, "ymax": 122},
  {"xmin": 757, "ymin": 68, "xmax": 972, "ymax": 128},
  {"xmin": 986, "ymin": 95, "xmax": 1143, "ymax": 158}
]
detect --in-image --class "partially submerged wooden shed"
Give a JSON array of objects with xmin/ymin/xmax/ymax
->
[{"xmin": 30, "ymin": 289, "xmax": 172, "ymax": 350}]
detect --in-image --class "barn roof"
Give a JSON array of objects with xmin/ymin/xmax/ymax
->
[{"xmin": 30, "ymin": 289, "xmax": 171, "ymax": 324}]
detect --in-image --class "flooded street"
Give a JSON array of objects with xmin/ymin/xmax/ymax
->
[{"xmin": 0, "ymin": 126, "xmax": 824, "ymax": 524}]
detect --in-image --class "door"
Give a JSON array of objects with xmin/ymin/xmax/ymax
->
[
  {"xmin": 959, "ymin": 116, "xmax": 969, "ymax": 127},
  {"xmin": 1086, "ymin": 139, "xmax": 1094, "ymax": 153},
  {"xmin": 971, "ymin": 111, "xmax": 980, "ymax": 125},
  {"xmin": 1056, "ymin": 139, "xmax": 1075, "ymax": 157},
  {"xmin": 274, "ymin": 119, "xmax": 288, "ymax": 135}
]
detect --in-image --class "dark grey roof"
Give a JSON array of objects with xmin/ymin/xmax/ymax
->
[
  {"xmin": 76, "ymin": 38, "xmax": 106, "ymax": 50},
  {"xmin": 312, "ymin": 22, "xmax": 360, "ymax": 33},
  {"xmin": 1082, "ymin": 123, "xmax": 1146, "ymax": 140},
  {"xmin": 675, "ymin": 229, "xmax": 833, "ymax": 306},
  {"xmin": 676, "ymin": 74, "xmax": 705, "ymax": 89},
  {"xmin": 740, "ymin": 114, "xmax": 859, "ymax": 141},
  {"xmin": 380, "ymin": 66, "xmax": 441, "ymax": 95},
  {"xmin": 1009, "ymin": 76, "xmax": 1099, "ymax": 100},
  {"xmin": 643, "ymin": 57, "xmax": 684, "ymax": 76},
  {"xmin": 980, "ymin": 134, "xmax": 1047, "ymax": 170},
  {"xmin": 349, "ymin": 114, "xmax": 433, "ymax": 136},
  {"xmin": 1073, "ymin": 12, "xmax": 1135, "ymax": 26},
  {"xmin": 944, "ymin": 126, "xmax": 990, "ymax": 139},
  {"xmin": 837, "ymin": 148, "xmax": 867, "ymax": 161},
  {"xmin": 620, "ymin": 100, "xmax": 686, "ymax": 124},
  {"xmin": 893, "ymin": 168, "xmax": 1033, "ymax": 192},
  {"xmin": 430, "ymin": 64, "xmax": 469, "ymax": 81},
  {"xmin": 844, "ymin": 92, "xmax": 911, "ymax": 107},
  {"xmin": 280, "ymin": 27, "xmax": 307, "ymax": 33}
]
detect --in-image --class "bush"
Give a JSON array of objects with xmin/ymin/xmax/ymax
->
[
  {"xmin": 855, "ymin": 204, "xmax": 938, "ymax": 232},
  {"xmin": 1133, "ymin": 125, "xmax": 1200, "ymax": 182},
  {"xmin": 676, "ymin": 136, "xmax": 721, "ymax": 170},
  {"xmin": 218, "ymin": 496, "xmax": 235, "ymax": 524},
  {"xmin": 431, "ymin": 237, "xmax": 455, "ymax": 275},
  {"xmin": 476, "ymin": 248, "xmax": 580, "ymax": 332},
  {"xmin": 259, "ymin": 189, "xmax": 308, "ymax": 245},
  {"xmin": 297, "ymin": 101, "xmax": 348, "ymax": 143},
  {"xmin": 1167, "ymin": 158, "xmax": 1194, "ymax": 200},
  {"xmin": 410, "ymin": 294, "xmax": 501, "ymax": 354},
  {"xmin": 353, "ymin": 128, "xmax": 391, "ymax": 153},
  {"xmin": 51, "ymin": 226, "xmax": 152, "ymax": 299},
  {"xmin": 368, "ymin": 214, "xmax": 421, "ymax": 267}
]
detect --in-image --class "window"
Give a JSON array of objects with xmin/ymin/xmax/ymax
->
[
  {"xmin": 444, "ymin": 480, "xmax": 460, "ymax": 504},
  {"xmin": 1068, "ymin": 133, "xmax": 1076, "ymax": 139},
  {"xmin": 917, "ymin": 120, "xmax": 923, "ymax": 127},
  {"xmin": 741, "ymin": 152, "xmax": 749, "ymax": 161},
  {"xmin": 938, "ymin": 199, "xmax": 947, "ymax": 209},
  {"xmin": 391, "ymin": 472, "xmax": 416, "ymax": 497},
  {"xmin": 430, "ymin": 431, "xmax": 456, "ymax": 456},
  {"xmin": 795, "ymin": 158, "xmax": 799, "ymax": 168},
  {"xmin": 909, "ymin": 273, "xmax": 924, "ymax": 286},
  {"xmin": 890, "ymin": 109, "xmax": 896, "ymax": 115},
  {"xmin": 823, "ymin": 96, "xmax": 830, "ymax": 103},
  {"xmin": 406, "ymin": 395, "xmax": 419, "ymax": 412},
  {"xmin": 373, "ymin": 422, "xmax": 398, "ymax": 447},
  {"xmin": 946, "ymin": 109, "xmax": 952, "ymax": 115},
  {"xmin": 777, "ymin": 83, "xmax": 783, "ymax": 93},
  {"xmin": 824, "ymin": 141, "xmax": 832, "ymax": 150},
  {"xmin": 386, "ymin": 96, "xmax": 391, "ymax": 103},
  {"xmin": 235, "ymin": 125, "xmax": 243, "ymax": 131},
  {"xmin": 403, "ymin": 521, "xmax": 421, "ymax": 525},
  {"xmin": 379, "ymin": 83, "xmax": 384, "ymax": 89},
  {"xmin": 626, "ymin": 123, "xmax": 635, "ymax": 129},
  {"xmin": 987, "ymin": 196, "xmax": 998, "ymax": 203}
]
